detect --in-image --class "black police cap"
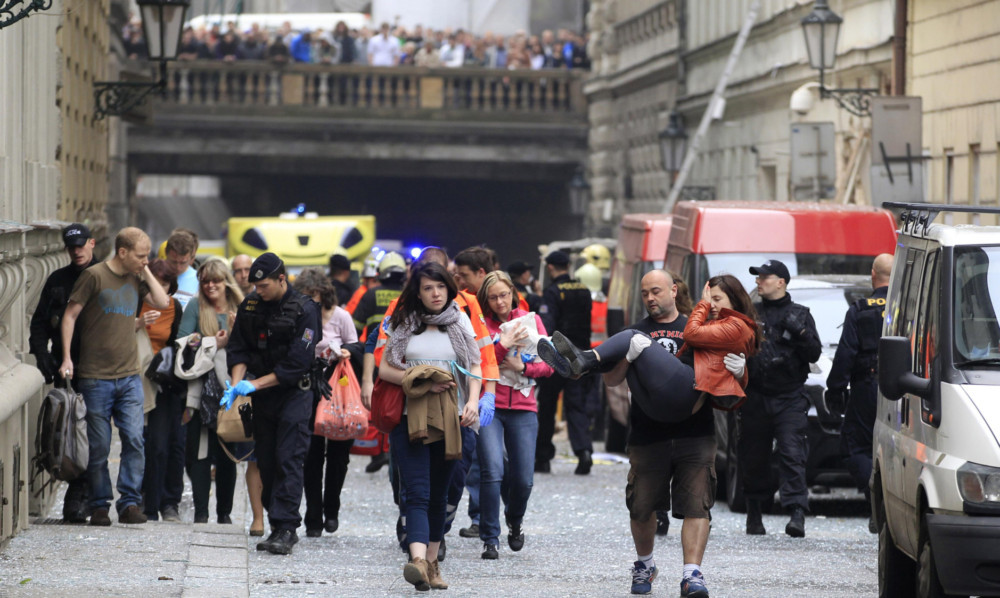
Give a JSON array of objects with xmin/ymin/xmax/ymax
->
[{"xmin": 250, "ymin": 252, "xmax": 283, "ymax": 282}]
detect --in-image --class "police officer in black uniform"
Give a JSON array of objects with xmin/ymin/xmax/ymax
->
[
  {"xmin": 826, "ymin": 253, "xmax": 892, "ymax": 533},
  {"xmin": 29, "ymin": 223, "xmax": 98, "ymax": 523},
  {"xmin": 742, "ymin": 259, "xmax": 822, "ymax": 538},
  {"xmin": 225, "ymin": 253, "xmax": 320, "ymax": 555},
  {"xmin": 536, "ymin": 250, "xmax": 594, "ymax": 474}
]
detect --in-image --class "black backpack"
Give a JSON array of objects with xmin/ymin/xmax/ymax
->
[{"xmin": 32, "ymin": 386, "xmax": 89, "ymax": 482}]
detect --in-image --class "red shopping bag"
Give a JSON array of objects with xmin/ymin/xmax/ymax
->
[
  {"xmin": 349, "ymin": 427, "xmax": 389, "ymax": 456},
  {"xmin": 314, "ymin": 360, "xmax": 369, "ymax": 441}
]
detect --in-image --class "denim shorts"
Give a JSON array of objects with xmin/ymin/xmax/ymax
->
[{"xmin": 625, "ymin": 435, "xmax": 716, "ymax": 522}]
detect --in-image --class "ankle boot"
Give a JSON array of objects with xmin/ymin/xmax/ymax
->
[
  {"xmin": 427, "ymin": 559, "xmax": 448, "ymax": 589},
  {"xmin": 745, "ymin": 499, "xmax": 766, "ymax": 535},
  {"xmin": 551, "ymin": 331, "xmax": 597, "ymax": 376},
  {"xmin": 785, "ymin": 506, "xmax": 806, "ymax": 538},
  {"xmin": 403, "ymin": 556, "xmax": 430, "ymax": 591}
]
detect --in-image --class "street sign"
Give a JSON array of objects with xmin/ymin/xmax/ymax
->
[
  {"xmin": 871, "ymin": 96, "xmax": 924, "ymax": 203},
  {"xmin": 790, "ymin": 122, "xmax": 836, "ymax": 200}
]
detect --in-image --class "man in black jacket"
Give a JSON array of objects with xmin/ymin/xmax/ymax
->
[
  {"xmin": 741, "ymin": 260, "xmax": 821, "ymax": 538},
  {"xmin": 29, "ymin": 223, "xmax": 98, "ymax": 523}
]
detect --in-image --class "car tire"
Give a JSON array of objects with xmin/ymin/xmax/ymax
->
[
  {"xmin": 917, "ymin": 515, "xmax": 954, "ymax": 598},
  {"xmin": 877, "ymin": 489, "xmax": 915, "ymax": 597}
]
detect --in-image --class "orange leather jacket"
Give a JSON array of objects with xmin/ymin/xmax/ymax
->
[{"xmin": 681, "ymin": 300, "xmax": 758, "ymax": 399}]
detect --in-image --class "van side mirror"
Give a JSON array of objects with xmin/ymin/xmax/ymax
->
[
  {"xmin": 879, "ymin": 336, "xmax": 932, "ymax": 400},
  {"xmin": 606, "ymin": 307, "xmax": 625, "ymax": 336}
]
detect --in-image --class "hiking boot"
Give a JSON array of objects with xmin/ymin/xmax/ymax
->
[
  {"xmin": 437, "ymin": 536, "xmax": 446, "ymax": 562},
  {"xmin": 365, "ymin": 452, "xmax": 389, "ymax": 473},
  {"xmin": 630, "ymin": 560, "xmax": 657, "ymax": 594},
  {"xmin": 161, "ymin": 505, "xmax": 181, "ymax": 523},
  {"xmin": 267, "ymin": 529, "xmax": 299, "ymax": 555},
  {"xmin": 680, "ymin": 570, "xmax": 709, "ymax": 597},
  {"xmin": 306, "ymin": 528, "xmax": 322, "ymax": 538},
  {"xmin": 785, "ymin": 506, "xmax": 806, "ymax": 538},
  {"xmin": 655, "ymin": 511, "xmax": 670, "ymax": 536},
  {"xmin": 575, "ymin": 450, "xmax": 593, "ymax": 475},
  {"xmin": 459, "ymin": 523, "xmax": 479, "ymax": 538},
  {"xmin": 507, "ymin": 522, "xmax": 524, "ymax": 552},
  {"xmin": 118, "ymin": 505, "xmax": 148, "ymax": 524},
  {"xmin": 427, "ymin": 559, "xmax": 448, "ymax": 590},
  {"xmin": 534, "ymin": 460, "xmax": 551, "ymax": 474},
  {"xmin": 745, "ymin": 499, "xmax": 766, "ymax": 535},
  {"xmin": 481, "ymin": 543, "xmax": 499, "ymax": 560},
  {"xmin": 89, "ymin": 508, "xmax": 111, "ymax": 527},
  {"xmin": 218, "ymin": 514, "xmax": 232, "ymax": 524},
  {"xmin": 403, "ymin": 556, "xmax": 430, "ymax": 591},
  {"xmin": 257, "ymin": 530, "xmax": 279, "ymax": 551},
  {"xmin": 324, "ymin": 518, "xmax": 339, "ymax": 534}
]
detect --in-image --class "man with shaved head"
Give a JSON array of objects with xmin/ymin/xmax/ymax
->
[{"xmin": 826, "ymin": 252, "xmax": 893, "ymax": 533}]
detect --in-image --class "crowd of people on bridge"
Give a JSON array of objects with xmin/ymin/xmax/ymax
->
[
  {"xmin": 29, "ymin": 221, "xmax": 887, "ymax": 597},
  {"xmin": 123, "ymin": 17, "xmax": 590, "ymax": 71}
]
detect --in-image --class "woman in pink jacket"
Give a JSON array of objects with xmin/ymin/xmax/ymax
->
[{"xmin": 475, "ymin": 271, "xmax": 554, "ymax": 559}]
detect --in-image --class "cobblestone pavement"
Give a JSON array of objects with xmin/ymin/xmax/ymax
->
[{"xmin": 0, "ymin": 433, "xmax": 876, "ymax": 597}]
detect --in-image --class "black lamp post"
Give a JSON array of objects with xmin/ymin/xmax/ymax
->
[
  {"xmin": 94, "ymin": 0, "xmax": 190, "ymax": 120},
  {"xmin": 658, "ymin": 110, "xmax": 688, "ymax": 178},
  {"xmin": 0, "ymin": 0, "xmax": 52, "ymax": 29},
  {"xmin": 568, "ymin": 166, "xmax": 591, "ymax": 216},
  {"xmin": 801, "ymin": 0, "xmax": 878, "ymax": 117}
]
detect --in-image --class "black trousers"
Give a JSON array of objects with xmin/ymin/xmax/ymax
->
[
  {"xmin": 536, "ymin": 373, "xmax": 597, "ymax": 461},
  {"xmin": 303, "ymin": 435, "xmax": 353, "ymax": 531},
  {"xmin": 143, "ymin": 388, "xmax": 186, "ymax": 517},
  {"xmin": 185, "ymin": 410, "xmax": 236, "ymax": 519},
  {"xmin": 254, "ymin": 387, "xmax": 312, "ymax": 531},
  {"xmin": 739, "ymin": 388, "xmax": 810, "ymax": 511},
  {"xmin": 842, "ymin": 377, "xmax": 877, "ymax": 494}
]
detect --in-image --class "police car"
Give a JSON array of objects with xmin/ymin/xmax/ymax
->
[{"xmin": 715, "ymin": 274, "xmax": 872, "ymax": 512}]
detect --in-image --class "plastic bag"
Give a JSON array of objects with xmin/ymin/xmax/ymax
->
[{"xmin": 314, "ymin": 359, "xmax": 369, "ymax": 441}]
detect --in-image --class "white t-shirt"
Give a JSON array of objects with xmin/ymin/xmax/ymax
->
[
  {"xmin": 174, "ymin": 266, "xmax": 198, "ymax": 311},
  {"xmin": 368, "ymin": 34, "xmax": 399, "ymax": 66}
]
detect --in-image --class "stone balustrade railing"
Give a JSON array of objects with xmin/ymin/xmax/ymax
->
[{"xmin": 160, "ymin": 62, "xmax": 588, "ymax": 122}]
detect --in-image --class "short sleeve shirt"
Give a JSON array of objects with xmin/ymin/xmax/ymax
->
[{"xmin": 70, "ymin": 262, "xmax": 150, "ymax": 379}]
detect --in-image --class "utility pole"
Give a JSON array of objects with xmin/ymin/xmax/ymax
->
[{"xmin": 663, "ymin": 0, "xmax": 762, "ymax": 212}]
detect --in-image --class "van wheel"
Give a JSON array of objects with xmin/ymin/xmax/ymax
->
[
  {"xmin": 917, "ymin": 517, "xmax": 958, "ymax": 598},
  {"xmin": 726, "ymin": 421, "xmax": 746, "ymax": 513},
  {"xmin": 877, "ymin": 500, "xmax": 914, "ymax": 597}
]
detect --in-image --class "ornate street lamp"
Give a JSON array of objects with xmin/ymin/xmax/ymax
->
[
  {"xmin": 568, "ymin": 166, "xmax": 591, "ymax": 216},
  {"xmin": 0, "ymin": 0, "xmax": 52, "ymax": 30},
  {"xmin": 800, "ymin": 0, "xmax": 878, "ymax": 117},
  {"xmin": 658, "ymin": 110, "xmax": 688, "ymax": 177},
  {"xmin": 94, "ymin": 0, "xmax": 190, "ymax": 120}
]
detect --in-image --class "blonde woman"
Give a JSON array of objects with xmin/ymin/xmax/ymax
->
[{"xmin": 178, "ymin": 257, "xmax": 246, "ymax": 525}]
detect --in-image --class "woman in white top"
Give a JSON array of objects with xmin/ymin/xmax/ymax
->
[
  {"xmin": 293, "ymin": 268, "xmax": 358, "ymax": 538},
  {"xmin": 380, "ymin": 261, "xmax": 484, "ymax": 591}
]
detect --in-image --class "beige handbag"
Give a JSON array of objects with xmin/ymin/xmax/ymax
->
[{"xmin": 216, "ymin": 393, "xmax": 252, "ymax": 443}]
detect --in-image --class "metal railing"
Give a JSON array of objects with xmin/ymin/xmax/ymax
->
[{"xmin": 160, "ymin": 62, "xmax": 587, "ymax": 120}]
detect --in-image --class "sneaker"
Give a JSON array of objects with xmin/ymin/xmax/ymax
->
[
  {"xmin": 89, "ymin": 508, "xmax": 111, "ymax": 527},
  {"xmin": 365, "ymin": 452, "xmax": 389, "ymax": 473},
  {"xmin": 118, "ymin": 505, "xmax": 148, "ymax": 524},
  {"xmin": 459, "ymin": 523, "xmax": 480, "ymax": 538},
  {"xmin": 785, "ymin": 506, "xmax": 806, "ymax": 538},
  {"xmin": 267, "ymin": 529, "xmax": 299, "ymax": 555},
  {"xmin": 537, "ymin": 337, "xmax": 574, "ymax": 378},
  {"xmin": 324, "ymin": 518, "xmax": 339, "ymax": 534},
  {"xmin": 257, "ymin": 530, "xmax": 279, "ymax": 551},
  {"xmin": 403, "ymin": 556, "xmax": 430, "ymax": 591},
  {"xmin": 305, "ymin": 528, "xmax": 322, "ymax": 538},
  {"xmin": 507, "ymin": 522, "xmax": 524, "ymax": 552},
  {"xmin": 481, "ymin": 543, "xmax": 499, "ymax": 560},
  {"xmin": 161, "ymin": 505, "xmax": 181, "ymax": 523},
  {"xmin": 680, "ymin": 570, "xmax": 709, "ymax": 598},
  {"xmin": 630, "ymin": 560, "xmax": 657, "ymax": 595},
  {"xmin": 575, "ymin": 450, "xmax": 593, "ymax": 475}
]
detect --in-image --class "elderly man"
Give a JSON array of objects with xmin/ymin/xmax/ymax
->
[{"xmin": 231, "ymin": 254, "xmax": 253, "ymax": 295}]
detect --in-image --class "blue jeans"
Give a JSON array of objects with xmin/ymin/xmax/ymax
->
[
  {"xmin": 444, "ymin": 427, "xmax": 478, "ymax": 533},
  {"xmin": 478, "ymin": 408, "xmax": 537, "ymax": 544},
  {"xmin": 79, "ymin": 375, "xmax": 145, "ymax": 514},
  {"xmin": 390, "ymin": 415, "xmax": 459, "ymax": 546}
]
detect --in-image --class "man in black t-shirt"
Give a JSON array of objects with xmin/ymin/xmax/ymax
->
[{"xmin": 603, "ymin": 270, "xmax": 714, "ymax": 597}]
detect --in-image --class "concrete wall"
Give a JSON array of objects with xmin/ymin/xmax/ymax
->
[{"xmin": 910, "ymin": 0, "xmax": 1000, "ymax": 224}]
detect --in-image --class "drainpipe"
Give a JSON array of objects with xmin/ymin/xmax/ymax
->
[{"xmin": 893, "ymin": 0, "xmax": 907, "ymax": 95}]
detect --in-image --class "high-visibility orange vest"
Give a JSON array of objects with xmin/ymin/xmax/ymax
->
[
  {"xmin": 373, "ymin": 291, "xmax": 499, "ymax": 383},
  {"xmin": 590, "ymin": 299, "xmax": 608, "ymax": 349},
  {"xmin": 344, "ymin": 286, "xmax": 367, "ymax": 315}
]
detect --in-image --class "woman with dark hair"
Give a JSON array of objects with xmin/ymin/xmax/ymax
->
[
  {"xmin": 539, "ymin": 273, "xmax": 760, "ymax": 422},
  {"xmin": 139, "ymin": 259, "xmax": 185, "ymax": 522},
  {"xmin": 379, "ymin": 261, "xmax": 485, "ymax": 591},
  {"xmin": 293, "ymin": 268, "xmax": 358, "ymax": 538}
]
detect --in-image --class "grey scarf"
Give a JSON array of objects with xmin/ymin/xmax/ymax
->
[{"xmin": 386, "ymin": 301, "xmax": 481, "ymax": 371}]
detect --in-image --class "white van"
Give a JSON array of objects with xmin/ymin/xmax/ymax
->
[{"xmin": 875, "ymin": 202, "xmax": 1000, "ymax": 597}]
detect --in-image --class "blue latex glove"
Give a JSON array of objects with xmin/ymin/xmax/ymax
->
[
  {"xmin": 478, "ymin": 392, "xmax": 495, "ymax": 428},
  {"xmin": 220, "ymin": 379, "xmax": 256, "ymax": 411}
]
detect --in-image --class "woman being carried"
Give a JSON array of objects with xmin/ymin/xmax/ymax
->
[{"xmin": 538, "ymin": 274, "xmax": 760, "ymax": 422}]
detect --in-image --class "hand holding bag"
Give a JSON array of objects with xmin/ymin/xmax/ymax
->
[
  {"xmin": 314, "ymin": 359, "xmax": 370, "ymax": 440},
  {"xmin": 370, "ymin": 378, "xmax": 405, "ymax": 434},
  {"xmin": 217, "ymin": 392, "xmax": 253, "ymax": 443}
]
